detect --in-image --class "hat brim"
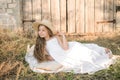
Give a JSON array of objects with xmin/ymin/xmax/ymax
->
[
  {"xmin": 32, "ymin": 22, "xmax": 40, "ymax": 31},
  {"xmin": 32, "ymin": 20, "xmax": 56, "ymax": 34}
]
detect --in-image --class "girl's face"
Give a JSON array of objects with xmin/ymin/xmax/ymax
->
[{"xmin": 38, "ymin": 25, "xmax": 49, "ymax": 38}]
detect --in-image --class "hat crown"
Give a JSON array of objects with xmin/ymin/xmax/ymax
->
[{"xmin": 40, "ymin": 19, "xmax": 52, "ymax": 27}]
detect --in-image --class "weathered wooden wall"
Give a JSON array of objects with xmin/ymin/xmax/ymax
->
[
  {"xmin": 22, "ymin": 0, "xmax": 116, "ymax": 34},
  {"xmin": 116, "ymin": 0, "xmax": 120, "ymax": 31}
]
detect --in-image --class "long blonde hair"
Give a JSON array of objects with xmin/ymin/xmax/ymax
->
[{"xmin": 34, "ymin": 24, "xmax": 54, "ymax": 62}]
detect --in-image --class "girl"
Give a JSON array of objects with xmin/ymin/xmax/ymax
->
[{"xmin": 25, "ymin": 20, "xmax": 114, "ymax": 74}]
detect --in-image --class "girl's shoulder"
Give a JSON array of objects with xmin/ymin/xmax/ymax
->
[
  {"xmin": 46, "ymin": 36, "xmax": 61, "ymax": 44},
  {"xmin": 54, "ymin": 35, "xmax": 59, "ymax": 39},
  {"xmin": 46, "ymin": 36, "xmax": 57, "ymax": 42},
  {"xmin": 49, "ymin": 36, "xmax": 60, "ymax": 40},
  {"xmin": 54, "ymin": 36, "xmax": 62, "ymax": 42}
]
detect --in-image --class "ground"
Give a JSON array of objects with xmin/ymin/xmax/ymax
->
[{"xmin": 0, "ymin": 28, "xmax": 120, "ymax": 80}]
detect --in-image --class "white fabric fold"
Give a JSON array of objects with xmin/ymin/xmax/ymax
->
[{"xmin": 25, "ymin": 37, "xmax": 113, "ymax": 74}]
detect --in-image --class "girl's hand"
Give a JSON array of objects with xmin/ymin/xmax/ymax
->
[
  {"xmin": 27, "ymin": 44, "xmax": 35, "ymax": 53},
  {"xmin": 56, "ymin": 31, "xmax": 65, "ymax": 36}
]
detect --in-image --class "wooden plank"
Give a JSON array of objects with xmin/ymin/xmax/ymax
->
[
  {"xmin": 51, "ymin": 0, "xmax": 60, "ymax": 32},
  {"xmin": 23, "ymin": 0, "xmax": 33, "ymax": 31},
  {"xmin": 85, "ymin": 0, "xmax": 95, "ymax": 33},
  {"xmin": 32, "ymin": 0, "xmax": 42, "ymax": 20},
  {"xmin": 67, "ymin": 0, "xmax": 75, "ymax": 33},
  {"xmin": 103, "ymin": 0, "xmax": 110, "ymax": 32},
  {"xmin": 116, "ymin": 0, "xmax": 120, "ymax": 30},
  {"xmin": 60, "ymin": 0, "xmax": 66, "ymax": 32},
  {"xmin": 108, "ymin": 0, "xmax": 114, "ymax": 32},
  {"xmin": 113, "ymin": 0, "xmax": 116, "ymax": 32},
  {"xmin": 41, "ymin": 0, "xmax": 51, "ymax": 21},
  {"xmin": 95, "ymin": 0, "xmax": 104, "ymax": 32},
  {"xmin": 116, "ymin": 12, "xmax": 120, "ymax": 29},
  {"xmin": 76, "ymin": 0, "xmax": 85, "ymax": 33},
  {"xmin": 23, "ymin": 0, "xmax": 32, "ymax": 20}
]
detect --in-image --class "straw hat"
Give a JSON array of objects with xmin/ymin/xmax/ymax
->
[{"xmin": 32, "ymin": 20, "xmax": 55, "ymax": 33}]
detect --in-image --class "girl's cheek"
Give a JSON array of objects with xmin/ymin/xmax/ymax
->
[{"xmin": 38, "ymin": 31, "xmax": 41, "ymax": 34}]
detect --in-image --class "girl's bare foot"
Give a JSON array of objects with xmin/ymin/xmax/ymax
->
[
  {"xmin": 105, "ymin": 48, "xmax": 113, "ymax": 59},
  {"xmin": 46, "ymin": 55, "xmax": 54, "ymax": 61}
]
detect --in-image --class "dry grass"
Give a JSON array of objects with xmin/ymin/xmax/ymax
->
[
  {"xmin": 0, "ymin": 27, "xmax": 120, "ymax": 80},
  {"xmin": 0, "ymin": 28, "xmax": 35, "ymax": 80}
]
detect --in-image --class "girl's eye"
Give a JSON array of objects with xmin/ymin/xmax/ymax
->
[{"xmin": 39, "ymin": 29, "xmax": 44, "ymax": 31}]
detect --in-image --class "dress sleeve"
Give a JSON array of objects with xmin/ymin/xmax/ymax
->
[{"xmin": 25, "ymin": 45, "xmax": 38, "ymax": 65}]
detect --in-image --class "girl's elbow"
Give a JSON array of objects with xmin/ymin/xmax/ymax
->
[{"xmin": 63, "ymin": 46, "xmax": 69, "ymax": 50}]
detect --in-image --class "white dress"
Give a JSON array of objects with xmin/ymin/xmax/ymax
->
[{"xmin": 25, "ymin": 37, "xmax": 113, "ymax": 74}]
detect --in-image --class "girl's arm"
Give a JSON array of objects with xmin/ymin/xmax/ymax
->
[{"xmin": 56, "ymin": 31, "xmax": 69, "ymax": 50}]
